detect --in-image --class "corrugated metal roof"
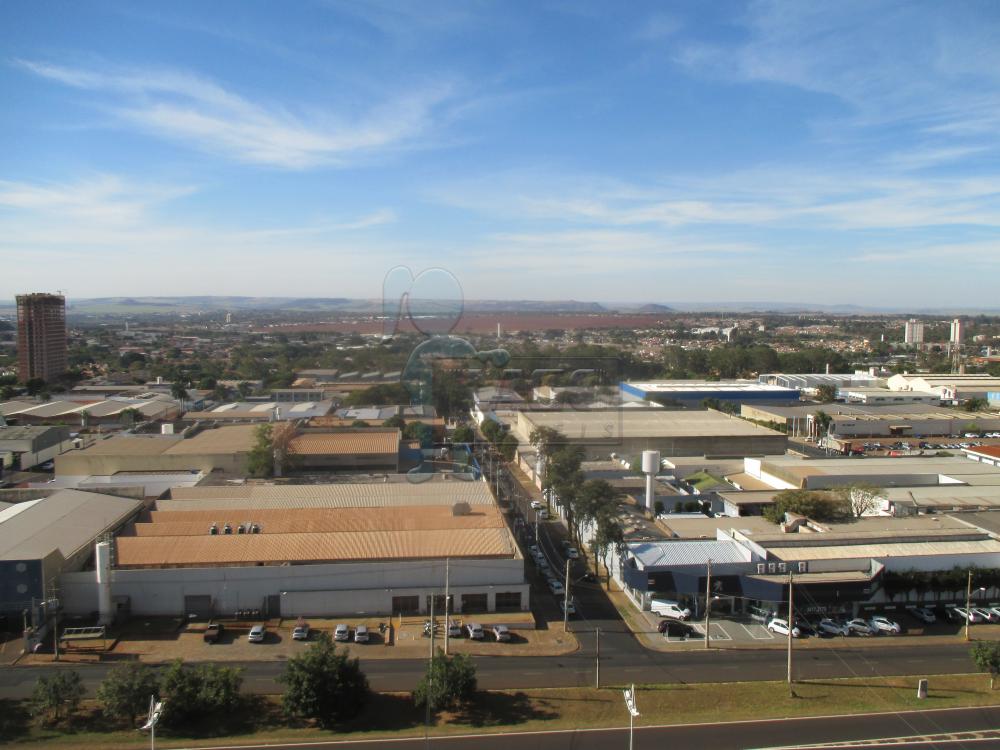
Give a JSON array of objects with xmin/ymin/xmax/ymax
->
[
  {"xmin": 290, "ymin": 431, "xmax": 399, "ymax": 456},
  {"xmin": 164, "ymin": 425, "xmax": 258, "ymax": 455},
  {"xmin": 117, "ymin": 527, "xmax": 513, "ymax": 567},
  {"xmin": 629, "ymin": 539, "xmax": 749, "ymax": 568},
  {"xmin": 164, "ymin": 481, "xmax": 493, "ymax": 510},
  {"xmin": 771, "ymin": 539, "xmax": 1000, "ymax": 561},
  {"xmin": 0, "ymin": 490, "xmax": 143, "ymax": 561},
  {"xmin": 138, "ymin": 505, "xmax": 503, "ymax": 536}
]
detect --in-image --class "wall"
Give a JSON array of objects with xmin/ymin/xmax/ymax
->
[{"xmin": 60, "ymin": 557, "xmax": 527, "ymax": 617}]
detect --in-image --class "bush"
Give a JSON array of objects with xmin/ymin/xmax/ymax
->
[
  {"xmin": 159, "ymin": 660, "xmax": 243, "ymax": 728},
  {"xmin": 97, "ymin": 662, "xmax": 159, "ymax": 728},
  {"xmin": 31, "ymin": 670, "xmax": 84, "ymax": 723},
  {"xmin": 653, "ymin": 500, "xmax": 665, "ymax": 515},
  {"xmin": 413, "ymin": 649, "xmax": 477, "ymax": 714},
  {"xmin": 279, "ymin": 632, "xmax": 369, "ymax": 728}
]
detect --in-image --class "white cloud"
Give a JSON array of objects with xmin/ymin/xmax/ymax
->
[{"xmin": 15, "ymin": 60, "xmax": 455, "ymax": 168}]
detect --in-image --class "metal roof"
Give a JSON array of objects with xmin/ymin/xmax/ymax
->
[
  {"xmin": 0, "ymin": 490, "xmax": 142, "ymax": 562},
  {"xmin": 289, "ymin": 431, "xmax": 399, "ymax": 456},
  {"xmin": 628, "ymin": 539, "xmax": 750, "ymax": 568},
  {"xmin": 117, "ymin": 527, "xmax": 514, "ymax": 567},
  {"xmin": 770, "ymin": 538, "xmax": 1000, "ymax": 561}
]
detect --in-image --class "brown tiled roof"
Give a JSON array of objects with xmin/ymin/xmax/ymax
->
[
  {"xmin": 139, "ymin": 505, "xmax": 503, "ymax": 536},
  {"xmin": 116, "ymin": 527, "xmax": 513, "ymax": 567},
  {"xmin": 289, "ymin": 430, "xmax": 399, "ymax": 456}
]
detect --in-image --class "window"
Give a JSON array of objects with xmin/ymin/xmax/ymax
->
[
  {"xmin": 778, "ymin": 563, "xmax": 787, "ymax": 573},
  {"xmin": 798, "ymin": 562, "xmax": 808, "ymax": 573}
]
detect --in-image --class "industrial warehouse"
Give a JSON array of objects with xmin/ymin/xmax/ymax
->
[{"xmin": 57, "ymin": 477, "xmax": 529, "ymax": 620}]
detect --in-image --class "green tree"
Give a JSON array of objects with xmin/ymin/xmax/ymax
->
[
  {"xmin": 815, "ymin": 384, "xmax": 838, "ymax": 403},
  {"xmin": 763, "ymin": 489, "xmax": 850, "ymax": 524},
  {"xmin": 350, "ymin": 419, "xmax": 370, "ymax": 428},
  {"xmin": 170, "ymin": 380, "xmax": 190, "ymax": 404},
  {"xmin": 965, "ymin": 397, "xmax": 989, "ymax": 412},
  {"xmin": 972, "ymin": 641, "xmax": 1000, "ymax": 689},
  {"xmin": 247, "ymin": 424, "xmax": 274, "ymax": 478},
  {"xmin": 25, "ymin": 378, "xmax": 46, "ymax": 396},
  {"xmin": 96, "ymin": 663, "xmax": 159, "ymax": 728},
  {"xmin": 480, "ymin": 419, "xmax": 502, "ymax": 444},
  {"xmin": 497, "ymin": 432, "xmax": 519, "ymax": 461},
  {"xmin": 119, "ymin": 407, "xmax": 143, "ymax": 428},
  {"xmin": 236, "ymin": 381, "xmax": 253, "ymax": 399},
  {"xmin": 545, "ymin": 445, "xmax": 586, "ymax": 538},
  {"xmin": 278, "ymin": 632, "xmax": 369, "ymax": 728},
  {"xmin": 451, "ymin": 424, "xmax": 475, "ymax": 444},
  {"xmin": 31, "ymin": 670, "xmax": 84, "ymax": 723},
  {"xmin": 159, "ymin": 660, "xmax": 243, "ymax": 728},
  {"xmin": 383, "ymin": 415, "xmax": 406, "ymax": 429},
  {"xmin": 403, "ymin": 421, "xmax": 434, "ymax": 448},
  {"xmin": 592, "ymin": 507, "xmax": 625, "ymax": 588},
  {"xmin": 412, "ymin": 648, "xmax": 477, "ymax": 714}
]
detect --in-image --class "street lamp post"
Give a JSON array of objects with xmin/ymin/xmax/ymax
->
[{"xmin": 965, "ymin": 570, "xmax": 986, "ymax": 642}]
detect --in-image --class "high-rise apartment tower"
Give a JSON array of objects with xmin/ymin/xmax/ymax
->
[{"xmin": 16, "ymin": 293, "xmax": 67, "ymax": 383}]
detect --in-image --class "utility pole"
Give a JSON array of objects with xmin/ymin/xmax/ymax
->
[
  {"xmin": 444, "ymin": 558, "xmax": 451, "ymax": 655},
  {"xmin": 595, "ymin": 627, "xmax": 601, "ymax": 688},
  {"xmin": 426, "ymin": 593, "xmax": 434, "ymax": 737},
  {"xmin": 564, "ymin": 558, "xmax": 572, "ymax": 632},
  {"xmin": 704, "ymin": 558, "xmax": 712, "ymax": 649},
  {"xmin": 787, "ymin": 571, "xmax": 794, "ymax": 695},
  {"xmin": 966, "ymin": 569, "xmax": 973, "ymax": 642}
]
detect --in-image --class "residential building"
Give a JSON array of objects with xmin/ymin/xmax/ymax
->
[{"xmin": 16, "ymin": 293, "xmax": 67, "ymax": 383}]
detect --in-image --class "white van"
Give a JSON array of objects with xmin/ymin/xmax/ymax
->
[{"xmin": 650, "ymin": 599, "xmax": 691, "ymax": 620}]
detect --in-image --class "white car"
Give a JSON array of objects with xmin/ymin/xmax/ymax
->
[
  {"xmin": 247, "ymin": 624, "xmax": 266, "ymax": 643},
  {"xmin": 951, "ymin": 607, "xmax": 982, "ymax": 623},
  {"xmin": 869, "ymin": 615, "xmax": 901, "ymax": 634},
  {"xmin": 353, "ymin": 625, "xmax": 370, "ymax": 643},
  {"xmin": 565, "ymin": 547, "xmax": 580, "ymax": 560},
  {"xmin": 548, "ymin": 578, "xmax": 565, "ymax": 596},
  {"xmin": 537, "ymin": 509, "xmax": 550, "ymax": 520},
  {"xmin": 447, "ymin": 620, "xmax": 463, "ymax": 638},
  {"xmin": 974, "ymin": 608, "xmax": 1000, "ymax": 623},
  {"xmin": 466, "ymin": 622, "xmax": 484, "ymax": 640},
  {"xmin": 291, "ymin": 624, "xmax": 310, "ymax": 641},
  {"xmin": 650, "ymin": 599, "xmax": 691, "ymax": 620},
  {"xmin": 492, "ymin": 625, "xmax": 511, "ymax": 642},
  {"xmin": 766, "ymin": 617, "xmax": 801, "ymax": 638},
  {"xmin": 910, "ymin": 607, "xmax": 936, "ymax": 624},
  {"xmin": 334, "ymin": 623, "xmax": 350, "ymax": 641},
  {"xmin": 817, "ymin": 618, "xmax": 848, "ymax": 636},
  {"xmin": 560, "ymin": 597, "xmax": 577, "ymax": 616},
  {"xmin": 530, "ymin": 500, "xmax": 544, "ymax": 510}
]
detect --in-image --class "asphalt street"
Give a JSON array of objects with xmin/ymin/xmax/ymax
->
[{"xmin": 155, "ymin": 706, "xmax": 1000, "ymax": 750}]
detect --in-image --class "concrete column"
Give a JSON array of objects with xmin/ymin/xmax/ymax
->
[{"xmin": 487, "ymin": 590, "xmax": 496, "ymax": 613}]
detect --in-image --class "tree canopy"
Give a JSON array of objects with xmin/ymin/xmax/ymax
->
[
  {"xmin": 763, "ymin": 489, "xmax": 850, "ymax": 524},
  {"xmin": 279, "ymin": 632, "xmax": 369, "ymax": 728},
  {"xmin": 412, "ymin": 648, "xmax": 477, "ymax": 714}
]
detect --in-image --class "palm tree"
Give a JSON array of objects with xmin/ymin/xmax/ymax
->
[{"xmin": 170, "ymin": 381, "xmax": 190, "ymax": 412}]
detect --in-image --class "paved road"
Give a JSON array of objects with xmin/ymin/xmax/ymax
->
[
  {"xmin": 0, "ymin": 640, "xmax": 978, "ymax": 699},
  {"xmin": 157, "ymin": 706, "xmax": 1000, "ymax": 750}
]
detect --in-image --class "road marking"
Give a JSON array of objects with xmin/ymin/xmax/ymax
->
[{"xmin": 750, "ymin": 729, "xmax": 1000, "ymax": 749}]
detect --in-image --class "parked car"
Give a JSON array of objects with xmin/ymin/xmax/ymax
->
[
  {"xmin": 334, "ymin": 623, "xmax": 350, "ymax": 641},
  {"xmin": 650, "ymin": 599, "xmax": 691, "ymax": 620},
  {"xmin": 530, "ymin": 500, "xmax": 544, "ymax": 510},
  {"xmin": 845, "ymin": 618, "xmax": 875, "ymax": 636},
  {"xmin": 793, "ymin": 618, "xmax": 817, "ymax": 637},
  {"xmin": 817, "ymin": 618, "xmax": 848, "ymax": 636},
  {"xmin": 291, "ymin": 623, "xmax": 310, "ymax": 641},
  {"xmin": 560, "ymin": 597, "xmax": 577, "ymax": 616},
  {"xmin": 247, "ymin": 624, "xmax": 266, "ymax": 643},
  {"xmin": 354, "ymin": 625, "xmax": 370, "ymax": 643},
  {"xmin": 988, "ymin": 607, "xmax": 1000, "ymax": 621},
  {"xmin": 447, "ymin": 620, "xmax": 463, "ymax": 638},
  {"xmin": 565, "ymin": 546, "xmax": 580, "ymax": 560},
  {"xmin": 203, "ymin": 622, "xmax": 224, "ymax": 643},
  {"xmin": 766, "ymin": 617, "xmax": 801, "ymax": 638},
  {"xmin": 548, "ymin": 578, "xmax": 565, "ymax": 596},
  {"xmin": 466, "ymin": 622, "xmax": 485, "ymax": 640},
  {"xmin": 951, "ymin": 607, "xmax": 982, "ymax": 623},
  {"xmin": 492, "ymin": 624, "xmax": 511, "ymax": 642},
  {"xmin": 537, "ymin": 509, "xmax": 550, "ymax": 520},
  {"xmin": 974, "ymin": 608, "xmax": 1000, "ymax": 623},
  {"xmin": 869, "ymin": 615, "xmax": 901, "ymax": 634},
  {"xmin": 910, "ymin": 607, "xmax": 936, "ymax": 624},
  {"xmin": 658, "ymin": 619, "xmax": 695, "ymax": 637}
]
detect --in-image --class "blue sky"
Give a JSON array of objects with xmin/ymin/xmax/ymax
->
[{"xmin": 2, "ymin": 0, "xmax": 999, "ymax": 307}]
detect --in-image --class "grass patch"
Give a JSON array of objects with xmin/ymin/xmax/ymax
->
[
  {"xmin": 683, "ymin": 470, "xmax": 722, "ymax": 491},
  {"xmin": 7, "ymin": 674, "xmax": 1000, "ymax": 748}
]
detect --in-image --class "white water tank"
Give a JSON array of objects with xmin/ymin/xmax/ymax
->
[
  {"xmin": 96, "ymin": 541, "xmax": 113, "ymax": 625},
  {"xmin": 161, "ymin": 423, "xmax": 174, "ymax": 435},
  {"xmin": 641, "ymin": 450, "xmax": 661, "ymax": 511}
]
